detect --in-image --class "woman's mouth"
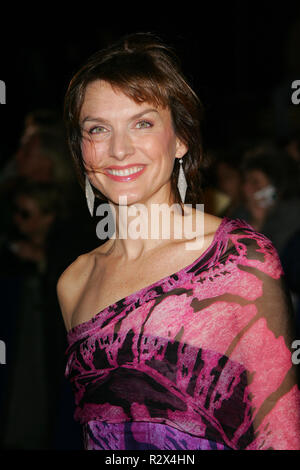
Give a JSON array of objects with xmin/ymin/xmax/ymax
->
[{"xmin": 104, "ymin": 165, "xmax": 146, "ymax": 181}]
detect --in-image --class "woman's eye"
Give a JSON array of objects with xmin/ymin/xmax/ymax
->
[
  {"xmin": 89, "ymin": 126, "xmax": 107, "ymax": 134},
  {"xmin": 136, "ymin": 120, "xmax": 152, "ymax": 129}
]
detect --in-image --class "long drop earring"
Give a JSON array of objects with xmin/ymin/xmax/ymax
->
[
  {"xmin": 177, "ymin": 158, "xmax": 188, "ymax": 204},
  {"xmin": 85, "ymin": 173, "xmax": 95, "ymax": 216}
]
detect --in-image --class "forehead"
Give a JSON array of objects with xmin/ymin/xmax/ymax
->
[
  {"xmin": 245, "ymin": 169, "xmax": 269, "ymax": 182},
  {"xmin": 80, "ymin": 80, "xmax": 170, "ymax": 122},
  {"xmin": 15, "ymin": 194, "xmax": 39, "ymax": 209}
]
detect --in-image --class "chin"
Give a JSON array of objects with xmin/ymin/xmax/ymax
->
[{"xmin": 107, "ymin": 191, "xmax": 146, "ymax": 206}]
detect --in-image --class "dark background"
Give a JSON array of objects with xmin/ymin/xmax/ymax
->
[{"xmin": 1, "ymin": 1, "xmax": 300, "ymax": 165}]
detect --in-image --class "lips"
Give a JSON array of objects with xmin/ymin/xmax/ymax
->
[{"xmin": 104, "ymin": 164, "xmax": 146, "ymax": 182}]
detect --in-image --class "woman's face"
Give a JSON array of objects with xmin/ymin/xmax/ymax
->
[
  {"xmin": 79, "ymin": 80, "xmax": 187, "ymax": 206},
  {"xmin": 13, "ymin": 195, "xmax": 52, "ymax": 237},
  {"xmin": 16, "ymin": 134, "xmax": 53, "ymax": 182},
  {"xmin": 243, "ymin": 169, "xmax": 271, "ymax": 200}
]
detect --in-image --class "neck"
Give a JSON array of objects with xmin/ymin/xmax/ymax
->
[{"xmin": 101, "ymin": 194, "xmax": 203, "ymax": 261}]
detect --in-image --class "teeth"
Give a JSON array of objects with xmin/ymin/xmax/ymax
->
[{"xmin": 107, "ymin": 166, "xmax": 144, "ymax": 176}]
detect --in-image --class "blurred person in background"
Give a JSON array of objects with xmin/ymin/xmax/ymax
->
[
  {"xmin": 20, "ymin": 108, "xmax": 64, "ymax": 145},
  {"xmin": 213, "ymin": 140, "xmax": 254, "ymax": 218},
  {"xmin": 0, "ymin": 108, "xmax": 63, "ymax": 187},
  {"xmin": 0, "ymin": 107, "xmax": 98, "ymax": 277},
  {"xmin": 215, "ymin": 157, "xmax": 242, "ymax": 216},
  {"xmin": 0, "ymin": 110, "xmax": 99, "ymax": 449},
  {"xmin": 4, "ymin": 183, "xmax": 57, "ymax": 272},
  {"xmin": 236, "ymin": 143, "xmax": 300, "ymax": 258},
  {"xmin": 0, "ymin": 109, "xmax": 74, "ymax": 239},
  {"xmin": 0, "ymin": 182, "xmax": 60, "ymax": 449}
]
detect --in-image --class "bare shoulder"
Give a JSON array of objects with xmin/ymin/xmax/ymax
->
[
  {"xmin": 56, "ymin": 252, "xmax": 93, "ymax": 330},
  {"xmin": 57, "ymin": 251, "xmax": 92, "ymax": 290},
  {"xmin": 56, "ymin": 240, "xmax": 113, "ymax": 330}
]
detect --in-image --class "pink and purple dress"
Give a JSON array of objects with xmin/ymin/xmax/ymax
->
[{"xmin": 65, "ymin": 217, "xmax": 300, "ymax": 450}]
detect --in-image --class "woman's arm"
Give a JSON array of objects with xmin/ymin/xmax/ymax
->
[{"xmin": 233, "ymin": 233, "xmax": 300, "ymax": 450}]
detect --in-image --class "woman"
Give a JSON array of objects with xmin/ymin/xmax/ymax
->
[{"xmin": 57, "ymin": 33, "xmax": 300, "ymax": 450}]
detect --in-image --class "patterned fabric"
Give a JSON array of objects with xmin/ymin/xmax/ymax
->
[{"xmin": 65, "ymin": 217, "xmax": 300, "ymax": 450}]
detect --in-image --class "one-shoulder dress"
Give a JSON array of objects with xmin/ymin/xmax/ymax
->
[{"xmin": 65, "ymin": 217, "xmax": 300, "ymax": 450}]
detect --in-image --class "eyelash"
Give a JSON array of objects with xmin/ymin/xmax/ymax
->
[
  {"xmin": 135, "ymin": 120, "xmax": 153, "ymax": 129},
  {"xmin": 88, "ymin": 126, "xmax": 107, "ymax": 135},
  {"xmin": 88, "ymin": 120, "xmax": 153, "ymax": 135}
]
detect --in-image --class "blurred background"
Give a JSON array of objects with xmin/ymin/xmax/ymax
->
[{"xmin": 1, "ymin": 1, "xmax": 300, "ymax": 449}]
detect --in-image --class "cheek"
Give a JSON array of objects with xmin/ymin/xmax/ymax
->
[
  {"xmin": 81, "ymin": 139, "xmax": 103, "ymax": 169},
  {"xmin": 162, "ymin": 128, "xmax": 177, "ymax": 155},
  {"xmin": 144, "ymin": 130, "xmax": 176, "ymax": 164},
  {"xmin": 243, "ymin": 182, "xmax": 253, "ymax": 196}
]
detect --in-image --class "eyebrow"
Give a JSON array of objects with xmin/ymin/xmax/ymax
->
[{"xmin": 81, "ymin": 108, "xmax": 159, "ymax": 126}]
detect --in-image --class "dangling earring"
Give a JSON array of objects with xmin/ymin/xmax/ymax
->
[
  {"xmin": 85, "ymin": 173, "xmax": 95, "ymax": 216},
  {"xmin": 177, "ymin": 158, "xmax": 187, "ymax": 204}
]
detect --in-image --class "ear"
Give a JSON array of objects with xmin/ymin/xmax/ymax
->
[{"xmin": 175, "ymin": 137, "xmax": 188, "ymax": 160}]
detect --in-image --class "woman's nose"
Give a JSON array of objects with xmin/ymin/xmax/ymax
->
[{"xmin": 109, "ymin": 130, "xmax": 134, "ymax": 160}]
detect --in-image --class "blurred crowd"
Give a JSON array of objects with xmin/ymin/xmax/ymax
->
[{"xmin": 0, "ymin": 109, "xmax": 99, "ymax": 449}]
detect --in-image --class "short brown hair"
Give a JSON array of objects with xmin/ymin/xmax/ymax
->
[{"xmin": 64, "ymin": 32, "xmax": 206, "ymax": 206}]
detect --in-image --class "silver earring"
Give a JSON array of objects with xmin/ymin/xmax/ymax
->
[
  {"xmin": 85, "ymin": 174, "xmax": 95, "ymax": 216},
  {"xmin": 177, "ymin": 158, "xmax": 187, "ymax": 203}
]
